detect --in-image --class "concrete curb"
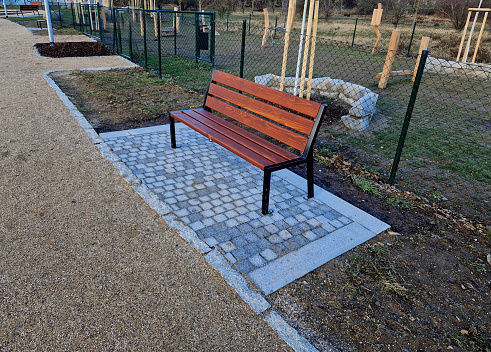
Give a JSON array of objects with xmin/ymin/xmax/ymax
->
[
  {"xmin": 205, "ymin": 249, "xmax": 270, "ymax": 314},
  {"xmin": 265, "ymin": 312, "xmax": 326, "ymax": 352}
]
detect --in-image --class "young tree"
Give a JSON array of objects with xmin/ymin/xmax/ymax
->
[
  {"xmin": 437, "ymin": 0, "xmax": 480, "ymax": 30},
  {"xmin": 387, "ymin": 0, "xmax": 409, "ymax": 26},
  {"xmin": 356, "ymin": 0, "xmax": 382, "ymax": 14}
]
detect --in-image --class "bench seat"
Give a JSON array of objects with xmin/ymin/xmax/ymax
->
[{"xmin": 171, "ymin": 108, "xmax": 302, "ymax": 170}]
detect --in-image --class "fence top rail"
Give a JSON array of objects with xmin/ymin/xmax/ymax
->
[{"xmin": 113, "ymin": 7, "xmax": 214, "ymax": 15}]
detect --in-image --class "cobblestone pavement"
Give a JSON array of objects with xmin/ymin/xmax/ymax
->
[{"xmin": 102, "ymin": 124, "xmax": 389, "ymax": 293}]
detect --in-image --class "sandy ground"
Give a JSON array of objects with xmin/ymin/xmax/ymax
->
[{"xmin": 0, "ymin": 20, "xmax": 291, "ymax": 351}]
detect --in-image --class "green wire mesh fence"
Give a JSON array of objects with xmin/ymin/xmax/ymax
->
[{"xmin": 75, "ymin": 7, "xmax": 490, "ymax": 224}]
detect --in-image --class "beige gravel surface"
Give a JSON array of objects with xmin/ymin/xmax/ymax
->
[{"xmin": 0, "ymin": 20, "xmax": 292, "ymax": 351}]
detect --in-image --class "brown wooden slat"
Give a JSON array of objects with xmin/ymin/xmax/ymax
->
[
  {"xmin": 212, "ymin": 70, "xmax": 322, "ymax": 118},
  {"xmin": 194, "ymin": 109, "xmax": 300, "ymax": 161},
  {"xmin": 170, "ymin": 111, "xmax": 286, "ymax": 170},
  {"xmin": 206, "ymin": 96, "xmax": 308, "ymax": 152},
  {"xmin": 185, "ymin": 110, "xmax": 294, "ymax": 165},
  {"xmin": 208, "ymin": 84, "xmax": 314, "ymax": 135}
]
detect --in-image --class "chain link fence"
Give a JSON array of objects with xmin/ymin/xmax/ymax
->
[
  {"xmin": 237, "ymin": 12, "xmax": 490, "ymax": 64},
  {"xmin": 75, "ymin": 8, "xmax": 490, "ymax": 224}
]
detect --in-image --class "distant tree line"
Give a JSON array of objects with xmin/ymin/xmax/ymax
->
[{"xmin": 113, "ymin": 0, "xmax": 491, "ymax": 30}]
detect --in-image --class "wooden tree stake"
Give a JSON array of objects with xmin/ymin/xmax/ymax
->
[
  {"xmin": 378, "ymin": 29, "xmax": 400, "ymax": 89},
  {"xmin": 412, "ymin": 36, "xmax": 429, "ymax": 82},
  {"xmin": 472, "ymin": 10, "xmax": 489, "ymax": 63},
  {"xmin": 306, "ymin": 0, "xmax": 319, "ymax": 100},
  {"xmin": 371, "ymin": 3, "xmax": 383, "ymax": 55},
  {"xmin": 280, "ymin": 0, "xmax": 296, "ymax": 91},
  {"xmin": 153, "ymin": 12, "xmax": 158, "ymax": 37},
  {"xmin": 261, "ymin": 8, "xmax": 269, "ymax": 48},
  {"xmin": 173, "ymin": 7, "xmax": 180, "ymax": 34},
  {"xmin": 101, "ymin": 7, "xmax": 107, "ymax": 30}
]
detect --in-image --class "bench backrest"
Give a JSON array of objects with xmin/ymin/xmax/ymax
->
[
  {"xmin": 20, "ymin": 5, "xmax": 38, "ymax": 9},
  {"xmin": 204, "ymin": 70, "xmax": 326, "ymax": 158}
]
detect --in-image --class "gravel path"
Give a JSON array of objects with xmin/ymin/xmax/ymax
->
[{"xmin": 0, "ymin": 20, "xmax": 291, "ymax": 351}]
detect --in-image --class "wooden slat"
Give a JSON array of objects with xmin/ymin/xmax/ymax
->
[
  {"xmin": 185, "ymin": 110, "xmax": 294, "ymax": 164},
  {"xmin": 195, "ymin": 109, "xmax": 300, "ymax": 160},
  {"xmin": 170, "ymin": 111, "xmax": 299, "ymax": 170},
  {"xmin": 211, "ymin": 70, "xmax": 321, "ymax": 119},
  {"xmin": 208, "ymin": 83, "xmax": 314, "ymax": 135},
  {"xmin": 206, "ymin": 96, "xmax": 308, "ymax": 152}
]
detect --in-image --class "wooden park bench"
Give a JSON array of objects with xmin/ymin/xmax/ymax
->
[
  {"xmin": 19, "ymin": 4, "xmax": 40, "ymax": 16},
  {"xmin": 169, "ymin": 70, "xmax": 327, "ymax": 215}
]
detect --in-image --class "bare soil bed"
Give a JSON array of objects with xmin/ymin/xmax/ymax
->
[
  {"xmin": 52, "ymin": 68, "xmax": 490, "ymax": 352},
  {"xmin": 35, "ymin": 41, "xmax": 113, "ymax": 58}
]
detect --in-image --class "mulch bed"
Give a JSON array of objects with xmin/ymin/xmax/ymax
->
[{"xmin": 35, "ymin": 41, "xmax": 113, "ymax": 58}]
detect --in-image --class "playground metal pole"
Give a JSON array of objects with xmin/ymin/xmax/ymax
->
[
  {"xmin": 2, "ymin": 0, "xmax": 8, "ymax": 18},
  {"xmin": 294, "ymin": 0, "xmax": 309, "ymax": 96},
  {"xmin": 389, "ymin": 50, "xmax": 429, "ymax": 185},
  {"xmin": 43, "ymin": 0, "xmax": 56, "ymax": 44},
  {"xmin": 463, "ymin": 0, "xmax": 483, "ymax": 62}
]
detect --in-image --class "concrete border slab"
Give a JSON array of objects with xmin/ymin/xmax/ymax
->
[{"xmin": 248, "ymin": 222, "xmax": 377, "ymax": 294}]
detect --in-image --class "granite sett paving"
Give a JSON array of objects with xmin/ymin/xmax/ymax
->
[{"xmin": 102, "ymin": 124, "xmax": 390, "ymax": 294}]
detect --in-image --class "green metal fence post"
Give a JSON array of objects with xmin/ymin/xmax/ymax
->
[
  {"xmin": 226, "ymin": 13, "xmax": 229, "ymax": 31},
  {"xmin": 89, "ymin": 6, "xmax": 93, "ymax": 36},
  {"xmin": 143, "ymin": 9, "xmax": 148, "ymax": 70},
  {"xmin": 248, "ymin": 13, "xmax": 251, "ymax": 33},
  {"xmin": 210, "ymin": 12, "xmax": 215, "ymax": 68},
  {"xmin": 157, "ymin": 11, "xmax": 162, "ymax": 78},
  {"xmin": 118, "ymin": 11, "xmax": 122, "ymax": 55},
  {"xmin": 240, "ymin": 19, "xmax": 247, "ymax": 78},
  {"xmin": 129, "ymin": 20, "xmax": 133, "ymax": 61},
  {"xmin": 58, "ymin": 4, "xmax": 63, "ymax": 27},
  {"xmin": 389, "ymin": 50, "xmax": 429, "ymax": 185},
  {"xmin": 71, "ymin": 3, "xmax": 75, "ymax": 29},
  {"xmin": 79, "ymin": 4, "xmax": 83, "ymax": 33},
  {"xmin": 407, "ymin": 21, "xmax": 417, "ymax": 56},
  {"xmin": 112, "ymin": 7, "xmax": 116, "ymax": 51},
  {"xmin": 352, "ymin": 17, "xmax": 358, "ymax": 47},
  {"xmin": 97, "ymin": 3, "xmax": 103, "ymax": 41},
  {"xmin": 195, "ymin": 13, "xmax": 199, "ymax": 63}
]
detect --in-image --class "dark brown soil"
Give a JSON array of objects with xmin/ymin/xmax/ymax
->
[
  {"xmin": 51, "ymin": 68, "xmax": 491, "ymax": 352},
  {"xmin": 35, "ymin": 41, "xmax": 113, "ymax": 58}
]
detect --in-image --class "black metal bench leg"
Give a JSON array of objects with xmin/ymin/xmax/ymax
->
[
  {"xmin": 170, "ymin": 115, "xmax": 177, "ymax": 148},
  {"xmin": 262, "ymin": 170, "xmax": 272, "ymax": 215},
  {"xmin": 307, "ymin": 151, "xmax": 314, "ymax": 198}
]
